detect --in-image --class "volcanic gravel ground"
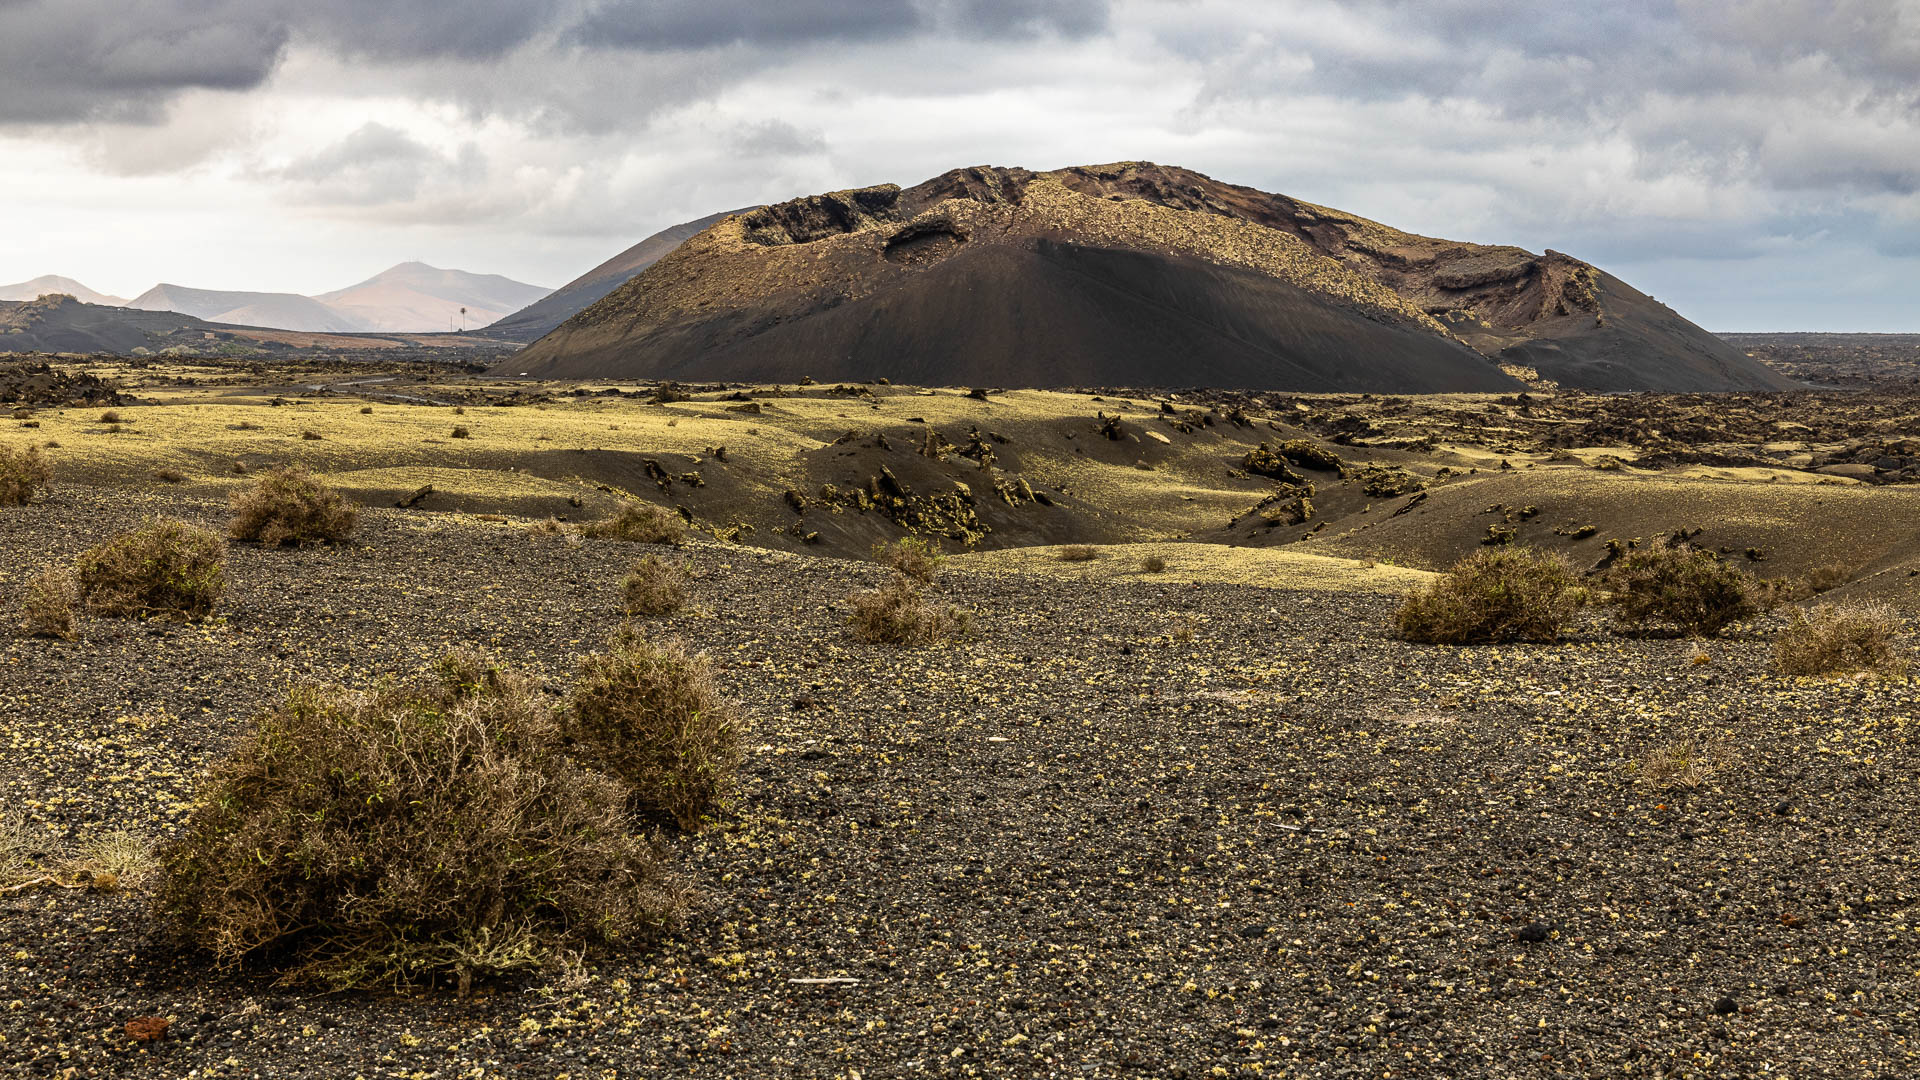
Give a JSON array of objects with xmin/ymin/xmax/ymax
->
[{"xmin": 2, "ymin": 490, "xmax": 1917, "ymax": 1078}]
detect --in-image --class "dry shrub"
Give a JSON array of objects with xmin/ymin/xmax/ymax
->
[
  {"xmin": 99, "ymin": 410, "xmax": 121, "ymax": 424},
  {"xmin": 69, "ymin": 831, "xmax": 157, "ymax": 893},
  {"xmin": 1638, "ymin": 734, "xmax": 1732, "ymax": 791},
  {"xmin": 1, "ymin": 816, "xmax": 34, "ymax": 884},
  {"xmin": 1773, "ymin": 601, "xmax": 1906, "ymax": 677},
  {"xmin": 622, "ymin": 554, "xmax": 687, "ymax": 617},
  {"xmin": 20, "ymin": 566, "xmax": 78, "ymax": 640},
  {"xmin": 0, "ymin": 444, "xmax": 52, "ymax": 506},
  {"xmin": 1394, "ymin": 547, "xmax": 1584, "ymax": 645},
  {"xmin": 359, "ymin": 406, "xmax": 374, "ymax": 415},
  {"xmin": 228, "ymin": 467, "xmax": 358, "ymax": 546},
  {"xmin": 301, "ymin": 430, "xmax": 323, "ymax": 441},
  {"xmin": 1057, "ymin": 545, "xmax": 1100, "ymax": 562},
  {"xmin": 153, "ymin": 467, "xmax": 185, "ymax": 484},
  {"xmin": 1606, "ymin": 540, "xmax": 1758, "ymax": 637},
  {"xmin": 1802, "ymin": 562, "xmax": 1852, "ymax": 594},
  {"xmin": 1140, "ymin": 554, "xmax": 1168, "ymax": 574},
  {"xmin": 874, "ymin": 536, "xmax": 943, "ymax": 583},
  {"xmin": 568, "ymin": 633, "xmax": 743, "ymax": 832},
  {"xmin": 526, "ymin": 516, "xmax": 566, "ymax": 538},
  {"xmin": 584, "ymin": 501, "xmax": 686, "ymax": 545},
  {"xmin": 75, "ymin": 517, "xmax": 225, "ymax": 622},
  {"xmin": 848, "ymin": 576, "xmax": 969, "ymax": 645},
  {"xmin": 451, "ymin": 426, "xmax": 472, "ymax": 439},
  {"xmin": 158, "ymin": 652, "xmax": 684, "ymax": 992}
]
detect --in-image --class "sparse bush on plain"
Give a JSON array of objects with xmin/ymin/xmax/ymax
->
[
  {"xmin": 848, "ymin": 576, "xmax": 970, "ymax": 646},
  {"xmin": 568, "ymin": 633, "xmax": 743, "ymax": 832},
  {"xmin": 158, "ymin": 652, "xmax": 684, "ymax": 992},
  {"xmin": 874, "ymin": 536, "xmax": 943, "ymax": 583},
  {"xmin": 1606, "ymin": 539, "xmax": 1758, "ymax": 637},
  {"xmin": 98, "ymin": 410, "xmax": 121, "ymax": 424},
  {"xmin": 1773, "ymin": 601, "xmax": 1906, "ymax": 677},
  {"xmin": 228, "ymin": 466, "xmax": 358, "ymax": 546},
  {"xmin": 75, "ymin": 517, "xmax": 224, "ymax": 622},
  {"xmin": 622, "ymin": 555, "xmax": 687, "ymax": 617},
  {"xmin": 1057, "ymin": 545, "xmax": 1100, "ymax": 562},
  {"xmin": 1803, "ymin": 562, "xmax": 1852, "ymax": 594},
  {"xmin": 20, "ymin": 566, "xmax": 78, "ymax": 640},
  {"xmin": 0, "ymin": 444, "xmax": 52, "ymax": 506},
  {"xmin": 451, "ymin": 426, "xmax": 471, "ymax": 439},
  {"xmin": 1638, "ymin": 734, "xmax": 1732, "ymax": 791},
  {"xmin": 1141, "ymin": 554, "xmax": 1168, "ymax": 574},
  {"xmin": 154, "ymin": 467, "xmax": 185, "ymax": 484},
  {"xmin": 1394, "ymin": 546, "xmax": 1584, "ymax": 645},
  {"xmin": 584, "ymin": 501, "xmax": 686, "ymax": 545}
]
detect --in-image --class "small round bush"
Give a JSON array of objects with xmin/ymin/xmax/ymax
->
[
  {"xmin": 1395, "ymin": 546, "xmax": 1584, "ymax": 644},
  {"xmin": 848, "ymin": 576, "xmax": 970, "ymax": 645},
  {"xmin": 158, "ymin": 653, "xmax": 683, "ymax": 992},
  {"xmin": 1605, "ymin": 540, "xmax": 1758, "ymax": 637},
  {"xmin": 75, "ymin": 517, "xmax": 225, "ymax": 622},
  {"xmin": 583, "ymin": 501, "xmax": 686, "ymax": 545},
  {"xmin": 622, "ymin": 554, "xmax": 687, "ymax": 617},
  {"xmin": 1056, "ymin": 545, "xmax": 1100, "ymax": 562},
  {"xmin": 873, "ymin": 536, "xmax": 943, "ymax": 583},
  {"xmin": 1774, "ymin": 601, "xmax": 1906, "ymax": 677},
  {"xmin": 1140, "ymin": 554, "xmax": 1168, "ymax": 574},
  {"xmin": 0, "ymin": 444, "xmax": 52, "ymax": 506},
  {"xmin": 568, "ymin": 633, "xmax": 743, "ymax": 832},
  {"xmin": 20, "ymin": 566, "xmax": 78, "ymax": 640},
  {"xmin": 229, "ymin": 467, "xmax": 358, "ymax": 546}
]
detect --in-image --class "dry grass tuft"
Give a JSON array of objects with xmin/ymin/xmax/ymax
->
[
  {"xmin": 1638, "ymin": 734, "xmax": 1733, "ymax": 791},
  {"xmin": 0, "ymin": 444, "xmax": 52, "ymax": 506},
  {"xmin": 1, "ymin": 816, "xmax": 35, "ymax": 884},
  {"xmin": 70, "ymin": 831, "xmax": 158, "ymax": 892},
  {"xmin": 622, "ymin": 555, "xmax": 687, "ymax": 617},
  {"xmin": 229, "ymin": 466, "xmax": 359, "ymax": 546},
  {"xmin": 1606, "ymin": 540, "xmax": 1758, "ymax": 637},
  {"xmin": 1394, "ymin": 547, "xmax": 1584, "ymax": 645},
  {"xmin": 874, "ymin": 536, "xmax": 943, "ymax": 583},
  {"xmin": 1773, "ymin": 601, "xmax": 1906, "ymax": 677},
  {"xmin": 20, "ymin": 566, "xmax": 78, "ymax": 640},
  {"xmin": 75, "ymin": 517, "xmax": 225, "ymax": 622},
  {"xmin": 451, "ymin": 426, "xmax": 472, "ymax": 439},
  {"xmin": 568, "ymin": 633, "xmax": 743, "ymax": 832},
  {"xmin": 848, "ymin": 576, "xmax": 970, "ymax": 645},
  {"xmin": 584, "ymin": 501, "xmax": 686, "ymax": 545},
  {"xmin": 159, "ymin": 652, "xmax": 686, "ymax": 992},
  {"xmin": 1140, "ymin": 554, "xmax": 1168, "ymax": 574},
  {"xmin": 1057, "ymin": 545, "xmax": 1100, "ymax": 562},
  {"xmin": 153, "ymin": 467, "xmax": 185, "ymax": 483}
]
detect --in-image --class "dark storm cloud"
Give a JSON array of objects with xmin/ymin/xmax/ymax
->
[{"xmin": 1, "ymin": 0, "xmax": 1109, "ymax": 124}]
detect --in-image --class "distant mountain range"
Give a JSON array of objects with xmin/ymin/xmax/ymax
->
[{"xmin": 0, "ymin": 263, "xmax": 549, "ymax": 334}]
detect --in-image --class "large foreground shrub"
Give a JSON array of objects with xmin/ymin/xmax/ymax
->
[
  {"xmin": 75, "ymin": 517, "xmax": 225, "ymax": 621},
  {"xmin": 0, "ymin": 444, "xmax": 52, "ymax": 506},
  {"xmin": 568, "ymin": 633, "xmax": 743, "ymax": 831},
  {"xmin": 1395, "ymin": 547, "xmax": 1583, "ymax": 644},
  {"xmin": 1774, "ymin": 601, "xmax": 1906, "ymax": 677},
  {"xmin": 228, "ymin": 467, "xmax": 358, "ymax": 546},
  {"xmin": 159, "ymin": 653, "xmax": 685, "ymax": 992},
  {"xmin": 848, "ymin": 576, "xmax": 970, "ymax": 645},
  {"xmin": 1606, "ymin": 540, "xmax": 1758, "ymax": 637}
]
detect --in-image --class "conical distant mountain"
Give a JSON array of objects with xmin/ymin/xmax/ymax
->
[
  {"xmin": 316, "ymin": 262, "xmax": 551, "ymax": 333},
  {"xmin": 0, "ymin": 275, "xmax": 126, "ymax": 307},
  {"xmin": 502, "ymin": 162, "xmax": 1793, "ymax": 393}
]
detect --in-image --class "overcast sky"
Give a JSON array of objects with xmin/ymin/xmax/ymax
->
[{"xmin": 3, "ymin": 0, "xmax": 1917, "ymax": 330}]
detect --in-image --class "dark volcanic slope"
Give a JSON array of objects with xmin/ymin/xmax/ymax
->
[
  {"xmin": 482, "ymin": 209, "xmax": 743, "ymax": 341},
  {"xmin": 0, "ymin": 295, "xmax": 219, "ymax": 354},
  {"xmin": 503, "ymin": 162, "xmax": 1788, "ymax": 392}
]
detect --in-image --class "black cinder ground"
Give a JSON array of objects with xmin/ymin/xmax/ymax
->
[{"xmin": 2, "ymin": 490, "xmax": 1916, "ymax": 1078}]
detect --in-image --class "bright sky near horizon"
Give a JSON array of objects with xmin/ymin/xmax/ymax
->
[{"xmin": 3, "ymin": 0, "xmax": 1917, "ymax": 329}]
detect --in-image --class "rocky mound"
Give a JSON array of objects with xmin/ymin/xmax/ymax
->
[{"xmin": 502, "ymin": 163, "xmax": 1791, "ymax": 393}]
